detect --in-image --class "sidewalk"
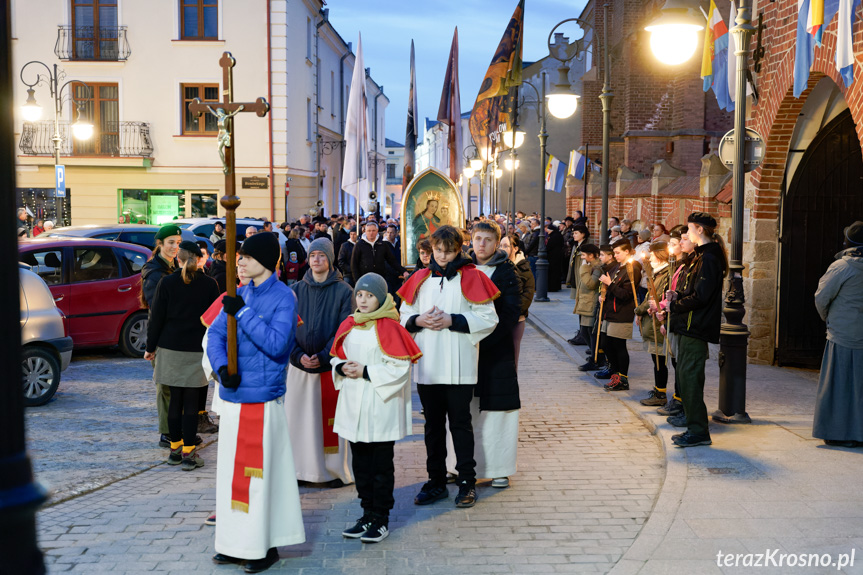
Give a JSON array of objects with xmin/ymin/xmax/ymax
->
[
  {"xmin": 36, "ymin": 325, "xmax": 665, "ymax": 574},
  {"xmin": 528, "ymin": 295, "xmax": 863, "ymax": 575}
]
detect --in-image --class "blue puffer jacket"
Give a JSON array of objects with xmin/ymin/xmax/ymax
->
[{"xmin": 207, "ymin": 273, "xmax": 297, "ymax": 404}]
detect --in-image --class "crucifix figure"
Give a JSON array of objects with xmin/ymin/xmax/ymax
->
[{"xmin": 188, "ymin": 52, "xmax": 269, "ymax": 375}]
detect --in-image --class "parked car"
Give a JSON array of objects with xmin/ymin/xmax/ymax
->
[
  {"xmin": 41, "ymin": 224, "xmax": 212, "ymax": 254},
  {"xmin": 174, "ymin": 217, "xmax": 286, "ymax": 247},
  {"xmin": 19, "ymin": 238, "xmax": 153, "ymax": 358},
  {"xmin": 19, "ymin": 263, "xmax": 73, "ymax": 406}
]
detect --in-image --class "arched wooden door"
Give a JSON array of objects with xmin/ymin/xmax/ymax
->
[{"xmin": 778, "ymin": 109, "xmax": 863, "ymax": 367}]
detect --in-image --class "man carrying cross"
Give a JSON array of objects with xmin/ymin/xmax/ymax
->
[{"xmin": 198, "ymin": 52, "xmax": 303, "ymax": 573}]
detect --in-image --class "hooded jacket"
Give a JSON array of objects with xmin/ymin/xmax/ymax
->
[
  {"xmin": 574, "ymin": 258, "xmax": 602, "ymax": 317},
  {"xmin": 474, "ymin": 249, "xmax": 522, "ymax": 411},
  {"xmin": 668, "ymin": 241, "xmax": 727, "ymax": 343},
  {"xmin": 207, "ymin": 273, "xmax": 298, "ymax": 404},
  {"xmin": 289, "ymin": 268, "xmax": 353, "ymax": 373},
  {"xmin": 815, "ymin": 247, "xmax": 863, "ymax": 349}
]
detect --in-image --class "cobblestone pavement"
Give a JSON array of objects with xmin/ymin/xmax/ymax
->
[
  {"xmin": 25, "ymin": 350, "xmax": 216, "ymax": 503},
  {"xmin": 34, "ymin": 325, "xmax": 665, "ymax": 574}
]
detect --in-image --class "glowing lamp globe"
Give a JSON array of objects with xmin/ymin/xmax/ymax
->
[
  {"xmin": 21, "ymin": 89, "xmax": 42, "ymax": 122},
  {"xmin": 72, "ymin": 119, "xmax": 94, "ymax": 140},
  {"xmin": 470, "ymin": 158, "xmax": 483, "ymax": 171},
  {"xmin": 463, "ymin": 166, "xmax": 475, "ymax": 179},
  {"xmin": 546, "ymin": 93, "xmax": 580, "ymax": 120},
  {"xmin": 502, "ymin": 130, "xmax": 525, "ymax": 149},
  {"xmin": 494, "ymin": 168, "xmax": 503, "ymax": 179},
  {"xmin": 644, "ymin": 2, "xmax": 704, "ymax": 66}
]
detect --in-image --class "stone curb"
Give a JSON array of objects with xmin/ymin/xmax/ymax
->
[{"xmin": 527, "ymin": 313, "xmax": 688, "ymax": 575}]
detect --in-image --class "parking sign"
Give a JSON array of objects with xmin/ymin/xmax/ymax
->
[{"xmin": 55, "ymin": 165, "xmax": 66, "ymax": 198}]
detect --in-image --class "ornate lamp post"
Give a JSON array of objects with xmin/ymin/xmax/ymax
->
[
  {"xmin": 646, "ymin": 0, "xmax": 751, "ymax": 423},
  {"xmin": 20, "ymin": 62, "xmax": 94, "ymax": 226}
]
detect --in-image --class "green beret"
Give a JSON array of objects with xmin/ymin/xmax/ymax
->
[{"xmin": 155, "ymin": 224, "xmax": 182, "ymax": 241}]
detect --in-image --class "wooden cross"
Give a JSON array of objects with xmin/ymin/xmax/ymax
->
[{"xmin": 188, "ymin": 52, "xmax": 269, "ymax": 375}]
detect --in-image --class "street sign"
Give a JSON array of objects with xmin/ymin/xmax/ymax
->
[
  {"xmin": 718, "ymin": 128, "xmax": 764, "ymax": 173},
  {"xmin": 242, "ymin": 176, "xmax": 269, "ymax": 189},
  {"xmin": 55, "ymin": 165, "xmax": 66, "ymax": 198}
]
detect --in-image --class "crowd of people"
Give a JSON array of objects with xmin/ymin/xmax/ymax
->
[{"xmin": 114, "ymin": 206, "xmax": 862, "ymax": 572}]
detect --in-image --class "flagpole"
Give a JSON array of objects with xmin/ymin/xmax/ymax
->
[
  {"xmin": 583, "ymin": 143, "xmax": 589, "ymax": 216},
  {"xmin": 600, "ymin": 3, "xmax": 612, "ymax": 245}
]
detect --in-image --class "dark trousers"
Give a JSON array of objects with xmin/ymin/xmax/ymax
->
[
  {"xmin": 601, "ymin": 333, "xmax": 629, "ymax": 376},
  {"xmin": 528, "ymin": 256, "xmax": 538, "ymax": 278},
  {"xmin": 671, "ymin": 357, "xmax": 679, "ymax": 400},
  {"xmin": 636, "ymin": 287, "xmax": 648, "ymax": 305},
  {"xmin": 167, "ymin": 386, "xmax": 201, "ymax": 447},
  {"xmin": 417, "ymin": 384, "xmax": 476, "ymax": 486},
  {"xmin": 580, "ymin": 323, "xmax": 605, "ymax": 365},
  {"xmin": 350, "ymin": 441, "xmax": 395, "ymax": 518},
  {"xmin": 677, "ymin": 334, "xmax": 709, "ymax": 436},
  {"xmin": 197, "ymin": 384, "xmax": 208, "ymax": 413},
  {"xmin": 651, "ymin": 354, "xmax": 668, "ymax": 392}
]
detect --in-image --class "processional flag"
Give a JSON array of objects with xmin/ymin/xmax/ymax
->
[
  {"xmin": 469, "ymin": 0, "xmax": 525, "ymax": 157},
  {"xmin": 343, "ymin": 33, "xmax": 372, "ymax": 211},
  {"xmin": 794, "ymin": 0, "xmax": 859, "ymax": 98},
  {"xmin": 404, "ymin": 40, "xmax": 419, "ymax": 191},
  {"xmin": 437, "ymin": 28, "xmax": 463, "ymax": 183}
]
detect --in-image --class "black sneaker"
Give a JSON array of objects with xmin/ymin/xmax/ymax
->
[
  {"xmin": 667, "ymin": 414, "xmax": 687, "ymax": 428},
  {"xmin": 414, "ymin": 482, "xmax": 448, "ymax": 505},
  {"xmin": 197, "ymin": 412, "xmax": 219, "ymax": 434},
  {"xmin": 578, "ymin": 360, "xmax": 599, "ymax": 371},
  {"xmin": 594, "ymin": 367, "xmax": 613, "ymax": 380},
  {"xmin": 243, "ymin": 547, "xmax": 279, "ymax": 573},
  {"xmin": 167, "ymin": 446, "xmax": 183, "ymax": 465},
  {"xmin": 360, "ymin": 519, "xmax": 390, "ymax": 543},
  {"xmin": 657, "ymin": 399, "xmax": 683, "ymax": 416},
  {"xmin": 342, "ymin": 514, "xmax": 373, "ymax": 538},
  {"xmin": 567, "ymin": 335, "xmax": 587, "ymax": 346},
  {"xmin": 640, "ymin": 389, "xmax": 667, "ymax": 406},
  {"xmin": 455, "ymin": 482, "xmax": 477, "ymax": 508},
  {"xmin": 672, "ymin": 432, "xmax": 712, "ymax": 448},
  {"xmin": 159, "ymin": 434, "xmax": 171, "ymax": 448}
]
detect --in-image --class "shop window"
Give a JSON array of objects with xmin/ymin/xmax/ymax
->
[
  {"xmin": 17, "ymin": 188, "xmax": 72, "ymax": 228},
  {"xmin": 118, "ymin": 189, "xmax": 185, "ymax": 226},
  {"xmin": 180, "ymin": 0, "xmax": 217, "ymax": 40},
  {"xmin": 182, "ymin": 84, "xmax": 219, "ymax": 135}
]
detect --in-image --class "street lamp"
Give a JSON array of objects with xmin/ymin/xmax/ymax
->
[
  {"xmin": 502, "ymin": 129, "xmax": 526, "ymax": 149},
  {"xmin": 504, "ymin": 158, "xmax": 520, "ymax": 170},
  {"xmin": 546, "ymin": 65, "xmax": 580, "ymax": 119},
  {"xmin": 464, "ymin": 142, "xmax": 489, "ymax": 218},
  {"xmin": 645, "ymin": 0, "xmax": 753, "ymax": 424},
  {"xmin": 19, "ymin": 61, "xmax": 94, "ymax": 226},
  {"xmin": 644, "ymin": 0, "xmax": 704, "ymax": 66}
]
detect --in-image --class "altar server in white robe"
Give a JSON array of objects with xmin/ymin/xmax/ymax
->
[{"xmin": 207, "ymin": 232, "xmax": 304, "ymax": 573}]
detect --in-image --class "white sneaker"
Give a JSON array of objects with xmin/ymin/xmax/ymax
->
[{"xmin": 491, "ymin": 477, "xmax": 510, "ymax": 488}]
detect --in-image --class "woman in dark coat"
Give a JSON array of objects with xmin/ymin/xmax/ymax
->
[
  {"xmin": 500, "ymin": 233, "xmax": 534, "ymax": 370},
  {"xmin": 145, "ymin": 241, "xmax": 220, "ymax": 470},
  {"xmin": 544, "ymin": 224, "xmax": 565, "ymax": 291}
]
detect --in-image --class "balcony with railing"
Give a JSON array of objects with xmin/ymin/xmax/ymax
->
[
  {"xmin": 55, "ymin": 26, "xmax": 131, "ymax": 62},
  {"xmin": 19, "ymin": 121, "xmax": 153, "ymax": 158}
]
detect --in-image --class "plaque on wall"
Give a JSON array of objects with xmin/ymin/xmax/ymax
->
[{"xmin": 242, "ymin": 176, "xmax": 269, "ymax": 189}]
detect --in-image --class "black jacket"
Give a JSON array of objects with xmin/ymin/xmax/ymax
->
[
  {"xmin": 207, "ymin": 258, "xmax": 228, "ymax": 294},
  {"xmin": 545, "ymin": 229, "xmax": 565, "ymax": 291},
  {"xmin": 146, "ymin": 270, "xmax": 220, "ymax": 353},
  {"xmin": 351, "ymin": 236, "xmax": 406, "ymax": 284},
  {"xmin": 140, "ymin": 250, "xmax": 176, "ymax": 309},
  {"xmin": 333, "ymin": 227, "xmax": 350, "ymax": 258},
  {"xmin": 289, "ymin": 269, "xmax": 353, "ymax": 373},
  {"xmin": 337, "ymin": 241, "xmax": 356, "ymax": 285},
  {"xmin": 524, "ymin": 228, "xmax": 540, "ymax": 257},
  {"xmin": 474, "ymin": 250, "xmax": 522, "ymax": 411},
  {"xmin": 513, "ymin": 257, "xmax": 535, "ymax": 318},
  {"xmin": 601, "ymin": 261, "xmax": 642, "ymax": 324},
  {"xmin": 669, "ymin": 242, "xmax": 726, "ymax": 343}
]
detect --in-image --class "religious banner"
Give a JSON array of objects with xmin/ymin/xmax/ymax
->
[{"xmin": 399, "ymin": 167, "xmax": 465, "ymax": 267}]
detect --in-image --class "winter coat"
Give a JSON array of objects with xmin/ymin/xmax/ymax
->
[
  {"xmin": 289, "ymin": 269, "xmax": 353, "ymax": 374},
  {"xmin": 337, "ymin": 240, "xmax": 356, "ymax": 285},
  {"xmin": 140, "ymin": 250, "xmax": 176, "ymax": 308},
  {"xmin": 147, "ymin": 269, "xmax": 220, "ymax": 353},
  {"xmin": 382, "ymin": 240, "xmax": 403, "ymax": 295},
  {"xmin": 209, "ymin": 230, "xmax": 225, "ymax": 245},
  {"xmin": 815, "ymin": 247, "xmax": 863, "ymax": 349},
  {"xmin": 566, "ymin": 239, "xmax": 590, "ymax": 288},
  {"xmin": 207, "ymin": 258, "xmax": 228, "ymax": 293},
  {"xmin": 574, "ymin": 259, "xmax": 602, "ymax": 317},
  {"xmin": 635, "ymin": 263, "xmax": 670, "ymax": 348},
  {"xmin": 668, "ymin": 241, "xmax": 727, "ymax": 343},
  {"xmin": 351, "ymin": 235, "xmax": 406, "ymax": 284},
  {"xmin": 512, "ymin": 254, "xmax": 535, "ymax": 319},
  {"xmin": 475, "ymin": 250, "xmax": 522, "ymax": 411},
  {"xmin": 331, "ymin": 324, "xmax": 412, "ymax": 443},
  {"xmin": 545, "ymin": 229, "xmax": 565, "ymax": 291},
  {"xmin": 207, "ymin": 273, "xmax": 298, "ymax": 404},
  {"xmin": 601, "ymin": 261, "xmax": 642, "ymax": 324},
  {"xmin": 333, "ymin": 227, "xmax": 350, "ymax": 257},
  {"xmin": 399, "ymin": 254, "xmax": 499, "ymax": 385},
  {"xmin": 524, "ymin": 228, "xmax": 540, "ymax": 257}
]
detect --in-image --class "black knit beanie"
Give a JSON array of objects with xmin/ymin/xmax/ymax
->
[{"xmin": 240, "ymin": 232, "xmax": 280, "ymax": 272}]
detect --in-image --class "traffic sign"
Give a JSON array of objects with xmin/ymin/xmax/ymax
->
[{"xmin": 55, "ymin": 165, "xmax": 66, "ymax": 198}]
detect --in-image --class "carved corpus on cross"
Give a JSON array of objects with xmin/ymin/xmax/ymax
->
[{"xmin": 188, "ymin": 52, "xmax": 269, "ymax": 375}]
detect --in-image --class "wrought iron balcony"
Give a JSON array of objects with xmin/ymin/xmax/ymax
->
[
  {"xmin": 19, "ymin": 121, "xmax": 153, "ymax": 158},
  {"xmin": 386, "ymin": 177, "xmax": 402, "ymax": 186},
  {"xmin": 55, "ymin": 26, "xmax": 131, "ymax": 61}
]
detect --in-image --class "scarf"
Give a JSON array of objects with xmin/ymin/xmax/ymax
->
[{"xmin": 352, "ymin": 293, "xmax": 400, "ymax": 326}]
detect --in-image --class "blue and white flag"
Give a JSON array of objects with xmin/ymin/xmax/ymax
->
[{"xmin": 545, "ymin": 155, "xmax": 567, "ymax": 193}]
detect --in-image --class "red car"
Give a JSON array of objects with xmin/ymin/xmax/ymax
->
[{"xmin": 19, "ymin": 238, "xmax": 152, "ymax": 357}]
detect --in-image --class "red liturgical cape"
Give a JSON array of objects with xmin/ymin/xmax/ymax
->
[
  {"xmin": 331, "ymin": 317, "xmax": 423, "ymax": 363},
  {"xmin": 397, "ymin": 265, "xmax": 501, "ymax": 306}
]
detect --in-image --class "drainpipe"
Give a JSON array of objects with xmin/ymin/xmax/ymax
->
[
  {"xmin": 339, "ymin": 44, "xmax": 350, "ymax": 213},
  {"xmin": 266, "ymin": 0, "xmax": 274, "ymax": 221},
  {"xmin": 316, "ymin": 9, "xmax": 328, "ymax": 213}
]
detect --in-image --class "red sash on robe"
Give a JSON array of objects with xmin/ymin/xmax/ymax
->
[
  {"xmin": 396, "ymin": 264, "xmax": 501, "ymax": 306},
  {"xmin": 331, "ymin": 317, "xmax": 423, "ymax": 363},
  {"xmin": 231, "ymin": 402, "xmax": 265, "ymax": 513},
  {"xmin": 320, "ymin": 370, "xmax": 339, "ymax": 453}
]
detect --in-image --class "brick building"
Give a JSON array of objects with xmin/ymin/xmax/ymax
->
[{"xmin": 566, "ymin": 0, "xmax": 863, "ymax": 367}]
